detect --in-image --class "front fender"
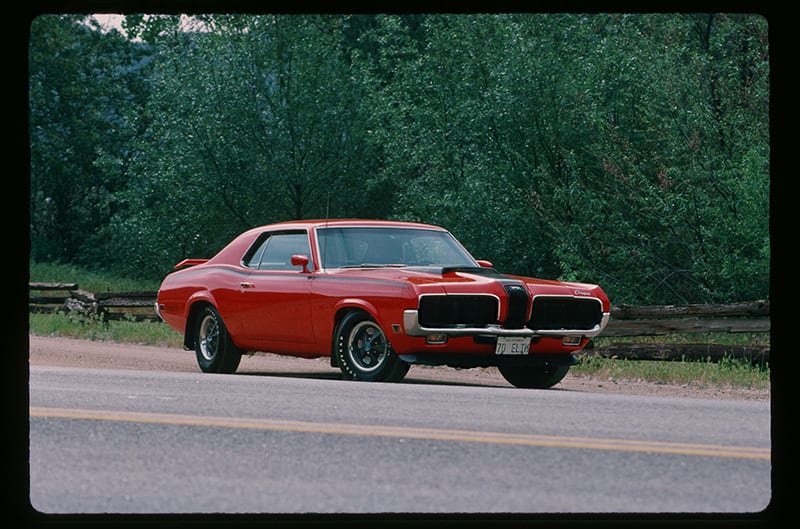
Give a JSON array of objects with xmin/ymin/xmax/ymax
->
[
  {"xmin": 333, "ymin": 298, "xmax": 380, "ymax": 323},
  {"xmin": 332, "ymin": 297, "xmax": 411, "ymax": 339}
]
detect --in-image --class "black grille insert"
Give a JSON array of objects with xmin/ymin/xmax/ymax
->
[
  {"xmin": 418, "ymin": 295, "xmax": 498, "ymax": 328},
  {"xmin": 502, "ymin": 284, "xmax": 530, "ymax": 329},
  {"xmin": 528, "ymin": 297, "xmax": 602, "ymax": 331}
]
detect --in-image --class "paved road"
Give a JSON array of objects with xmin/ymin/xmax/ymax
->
[{"xmin": 28, "ymin": 365, "xmax": 771, "ymax": 514}]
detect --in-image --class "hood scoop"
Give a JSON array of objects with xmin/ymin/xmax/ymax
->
[{"xmin": 440, "ymin": 266, "xmax": 502, "ymax": 277}]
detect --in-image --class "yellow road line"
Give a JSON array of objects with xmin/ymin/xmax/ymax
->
[{"xmin": 30, "ymin": 406, "xmax": 770, "ymax": 460}]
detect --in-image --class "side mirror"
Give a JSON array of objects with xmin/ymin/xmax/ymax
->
[
  {"xmin": 476, "ymin": 259, "xmax": 494, "ymax": 268},
  {"xmin": 291, "ymin": 254, "xmax": 311, "ymax": 274}
]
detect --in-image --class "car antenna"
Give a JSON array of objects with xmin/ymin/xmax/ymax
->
[{"xmin": 322, "ymin": 191, "xmax": 330, "ymax": 271}]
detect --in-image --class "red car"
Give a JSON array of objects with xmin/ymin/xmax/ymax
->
[{"xmin": 156, "ymin": 219, "xmax": 610, "ymax": 388}]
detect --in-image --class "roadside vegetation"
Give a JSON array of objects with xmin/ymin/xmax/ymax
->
[
  {"xmin": 574, "ymin": 347, "xmax": 768, "ymax": 390},
  {"xmin": 30, "ymin": 14, "xmax": 769, "ymax": 308},
  {"xmin": 29, "ymin": 312, "xmax": 182, "ymax": 347},
  {"xmin": 28, "ymin": 262, "xmax": 770, "ymax": 390},
  {"xmin": 30, "ymin": 261, "xmax": 160, "ymax": 292}
]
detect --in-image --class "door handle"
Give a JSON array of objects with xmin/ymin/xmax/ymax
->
[{"xmin": 240, "ymin": 282, "xmax": 255, "ymax": 290}]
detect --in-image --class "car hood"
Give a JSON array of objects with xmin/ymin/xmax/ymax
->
[
  {"xmin": 324, "ymin": 265, "xmax": 500, "ymax": 287},
  {"xmin": 323, "ymin": 266, "xmax": 607, "ymax": 305}
]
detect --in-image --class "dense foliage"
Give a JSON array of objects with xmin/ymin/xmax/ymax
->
[{"xmin": 28, "ymin": 13, "xmax": 770, "ymax": 305}]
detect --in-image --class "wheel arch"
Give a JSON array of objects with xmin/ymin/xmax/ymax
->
[
  {"xmin": 331, "ymin": 305, "xmax": 409, "ymax": 382},
  {"xmin": 329, "ymin": 301, "xmax": 380, "ymax": 366},
  {"xmin": 183, "ymin": 297, "xmax": 215, "ymax": 350},
  {"xmin": 332, "ymin": 299, "xmax": 382, "ymax": 329}
]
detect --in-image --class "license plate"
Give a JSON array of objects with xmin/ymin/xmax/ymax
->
[{"xmin": 494, "ymin": 336, "xmax": 531, "ymax": 355}]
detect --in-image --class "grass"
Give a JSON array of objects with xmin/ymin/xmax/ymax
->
[
  {"xmin": 28, "ymin": 261, "xmax": 770, "ymax": 390},
  {"xmin": 572, "ymin": 352, "xmax": 769, "ymax": 390},
  {"xmin": 576, "ymin": 333, "xmax": 770, "ymax": 389},
  {"xmin": 29, "ymin": 261, "xmax": 161, "ymax": 292},
  {"xmin": 28, "ymin": 311, "xmax": 183, "ymax": 348}
]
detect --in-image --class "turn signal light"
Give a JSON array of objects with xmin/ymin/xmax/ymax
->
[
  {"xmin": 562, "ymin": 335, "xmax": 582, "ymax": 346},
  {"xmin": 426, "ymin": 334, "xmax": 448, "ymax": 345}
]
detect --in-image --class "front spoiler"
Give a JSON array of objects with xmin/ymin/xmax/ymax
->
[{"xmin": 402, "ymin": 310, "xmax": 611, "ymax": 339}]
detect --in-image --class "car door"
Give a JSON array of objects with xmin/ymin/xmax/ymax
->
[{"xmin": 232, "ymin": 231, "xmax": 315, "ymax": 346}]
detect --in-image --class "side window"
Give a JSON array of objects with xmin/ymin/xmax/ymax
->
[
  {"xmin": 244, "ymin": 232, "xmax": 311, "ymax": 271},
  {"xmin": 243, "ymin": 238, "xmax": 268, "ymax": 269}
]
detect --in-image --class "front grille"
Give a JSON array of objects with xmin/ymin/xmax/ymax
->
[
  {"xmin": 502, "ymin": 283, "xmax": 530, "ymax": 329},
  {"xmin": 528, "ymin": 296, "xmax": 602, "ymax": 331},
  {"xmin": 418, "ymin": 295, "xmax": 498, "ymax": 328}
]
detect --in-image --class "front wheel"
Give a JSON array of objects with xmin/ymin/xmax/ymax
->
[
  {"xmin": 334, "ymin": 311, "xmax": 409, "ymax": 382},
  {"xmin": 498, "ymin": 364, "xmax": 569, "ymax": 389},
  {"xmin": 194, "ymin": 305, "xmax": 242, "ymax": 374}
]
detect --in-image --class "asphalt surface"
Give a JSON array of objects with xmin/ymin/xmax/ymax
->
[{"xmin": 28, "ymin": 364, "xmax": 772, "ymax": 514}]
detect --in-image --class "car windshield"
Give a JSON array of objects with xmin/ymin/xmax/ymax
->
[{"xmin": 317, "ymin": 227, "xmax": 477, "ymax": 269}]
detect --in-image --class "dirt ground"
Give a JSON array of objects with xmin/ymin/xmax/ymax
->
[{"xmin": 27, "ymin": 335, "xmax": 769, "ymax": 401}]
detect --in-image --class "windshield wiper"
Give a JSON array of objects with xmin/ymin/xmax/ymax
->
[{"xmin": 341, "ymin": 263, "xmax": 408, "ymax": 268}]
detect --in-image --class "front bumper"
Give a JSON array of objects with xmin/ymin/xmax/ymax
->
[{"xmin": 402, "ymin": 309, "xmax": 611, "ymax": 338}]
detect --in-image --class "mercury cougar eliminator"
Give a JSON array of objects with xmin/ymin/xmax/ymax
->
[{"xmin": 156, "ymin": 219, "xmax": 610, "ymax": 388}]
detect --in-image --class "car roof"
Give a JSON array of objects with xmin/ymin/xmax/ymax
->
[
  {"xmin": 197, "ymin": 220, "xmax": 453, "ymax": 269},
  {"xmin": 252, "ymin": 219, "xmax": 447, "ymax": 231}
]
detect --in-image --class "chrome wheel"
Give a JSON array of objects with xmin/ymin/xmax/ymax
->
[
  {"xmin": 193, "ymin": 305, "xmax": 242, "ymax": 374},
  {"xmin": 198, "ymin": 313, "xmax": 220, "ymax": 362},
  {"xmin": 347, "ymin": 320, "xmax": 389, "ymax": 373},
  {"xmin": 334, "ymin": 311, "xmax": 409, "ymax": 382}
]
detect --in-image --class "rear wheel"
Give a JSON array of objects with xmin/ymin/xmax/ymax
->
[
  {"xmin": 498, "ymin": 364, "xmax": 569, "ymax": 389},
  {"xmin": 335, "ymin": 311, "xmax": 409, "ymax": 382},
  {"xmin": 194, "ymin": 305, "xmax": 242, "ymax": 374}
]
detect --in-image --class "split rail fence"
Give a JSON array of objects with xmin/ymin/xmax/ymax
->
[
  {"xmin": 29, "ymin": 282, "xmax": 159, "ymax": 323},
  {"xmin": 29, "ymin": 282, "xmax": 770, "ymax": 364},
  {"xmin": 594, "ymin": 299, "xmax": 769, "ymax": 365}
]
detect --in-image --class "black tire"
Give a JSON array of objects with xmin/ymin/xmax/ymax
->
[
  {"xmin": 194, "ymin": 305, "xmax": 242, "ymax": 374},
  {"xmin": 334, "ymin": 311, "xmax": 409, "ymax": 382},
  {"xmin": 498, "ymin": 364, "xmax": 569, "ymax": 389}
]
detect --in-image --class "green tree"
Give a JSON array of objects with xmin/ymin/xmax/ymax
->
[
  {"xmin": 29, "ymin": 13, "xmax": 769, "ymax": 304},
  {"xmin": 353, "ymin": 15, "xmax": 561, "ymax": 276},
  {"xmin": 351, "ymin": 13, "xmax": 768, "ymax": 304},
  {"xmin": 109, "ymin": 15, "xmax": 380, "ymax": 277},
  {"xmin": 534, "ymin": 14, "xmax": 769, "ymax": 303},
  {"xmin": 29, "ymin": 15, "xmax": 151, "ymax": 266}
]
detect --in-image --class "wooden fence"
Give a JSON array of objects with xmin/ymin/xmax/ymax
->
[
  {"xmin": 29, "ymin": 282, "xmax": 159, "ymax": 322},
  {"xmin": 29, "ymin": 282, "xmax": 770, "ymax": 364},
  {"xmin": 591, "ymin": 300, "xmax": 770, "ymax": 365}
]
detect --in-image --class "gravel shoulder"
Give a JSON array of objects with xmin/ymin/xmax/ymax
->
[{"xmin": 27, "ymin": 335, "xmax": 769, "ymax": 401}]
